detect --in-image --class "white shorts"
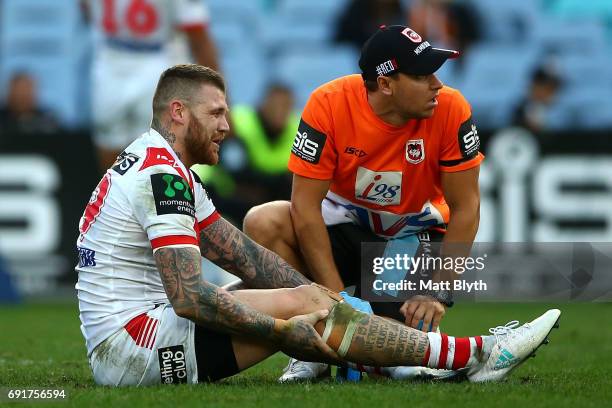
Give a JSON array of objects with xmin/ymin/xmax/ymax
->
[{"xmin": 90, "ymin": 304, "xmax": 198, "ymax": 386}]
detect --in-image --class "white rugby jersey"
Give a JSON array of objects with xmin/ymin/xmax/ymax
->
[
  {"xmin": 89, "ymin": 0, "xmax": 210, "ymax": 54},
  {"xmin": 76, "ymin": 129, "xmax": 219, "ymax": 356}
]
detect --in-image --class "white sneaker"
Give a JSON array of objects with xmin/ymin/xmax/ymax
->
[
  {"xmin": 278, "ymin": 358, "xmax": 330, "ymax": 383},
  {"xmin": 387, "ymin": 366, "xmax": 461, "ymax": 381},
  {"xmin": 467, "ymin": 309, "xmax": 561, "ymax": 383}
]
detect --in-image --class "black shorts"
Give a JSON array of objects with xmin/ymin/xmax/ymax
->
[
  {"xmin": 194, "ymin": 324, "xmax": 239, "ymax": 382},
  {"xmin": 327, "ymin": 223, "xmax": 445, "ymax": 321}
]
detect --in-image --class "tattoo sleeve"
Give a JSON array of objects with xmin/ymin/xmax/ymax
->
[
  {"xmin": 199, "ymin": 217, "xmax": 311, "ymax": 289},
  {"xmin": 154, "ymin": 246, "xmax": 277, "ymax": 339}
]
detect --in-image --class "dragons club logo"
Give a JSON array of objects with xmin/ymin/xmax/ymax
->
[
  {"xmin": 401, "ymin": 27, "xmax": 422, "ymax": 43},
  {"xmin": 405, "ymin": 139, "xmax": 425, "ymax": 164}
]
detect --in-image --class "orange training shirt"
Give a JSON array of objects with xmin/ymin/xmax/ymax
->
[{"xmin": 288, "ymin": 74, "xmax": 483, "ymax": 238}]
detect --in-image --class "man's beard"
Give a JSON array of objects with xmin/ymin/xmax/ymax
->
[{"xmin": 185, "ymin": 114, "xmax": 216, "ymax": 165}]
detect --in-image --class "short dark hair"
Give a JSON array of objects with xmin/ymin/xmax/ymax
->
[
  {"xmin": 152, "ymin": 64, "xmax": 225, "ymax": 118},
  {"xmin": 363, "ymin": 72, "xmax": 402, "ymax": 92},
  {"xmin": 364, "ymin": 78, "xmax": 379, "ymax": 92}
]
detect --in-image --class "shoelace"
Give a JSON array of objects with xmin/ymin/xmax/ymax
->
[{"xmin": 488, "ymin": 320, "xmax": 521, "ymax": 343}]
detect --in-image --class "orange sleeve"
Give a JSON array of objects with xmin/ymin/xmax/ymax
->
[
  {"xmin": 439, "ymin": 90, "xmax": 484, "ymax": 172},
  {"xmin": 287, "ymin": 91, "xmax": 337, "ymax": 180}
]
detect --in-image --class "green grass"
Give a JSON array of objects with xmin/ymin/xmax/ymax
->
[{"xmin": 0, "ymin": 302, "xmax": 610, "ymax": 407}]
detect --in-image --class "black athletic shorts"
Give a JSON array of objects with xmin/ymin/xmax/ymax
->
[
  {"xmin": 326, "ymin": 223, "xmax": 445, "ymax": 321},
  {"xmin": 194, "ymin": 324, "xmax": 239, "ymax": 382}
]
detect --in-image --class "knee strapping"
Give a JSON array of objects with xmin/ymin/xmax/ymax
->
[{"xmin": 321, "ymin": 302, "xmax": 367, "ymax": 358}]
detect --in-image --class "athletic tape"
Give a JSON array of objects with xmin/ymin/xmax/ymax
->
[{"xmin": 337, "ymin": 318, "xmax": 359, "ymax": 357}]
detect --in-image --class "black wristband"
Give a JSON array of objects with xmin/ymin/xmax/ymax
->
[{"xmin": 424, "ymin": 289, "xmax": 454, "ymax": 308}]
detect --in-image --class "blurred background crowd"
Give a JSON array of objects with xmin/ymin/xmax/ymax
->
[{"xmin": 1, "ymin": 0, "xmax": 612, "ymax": 300}]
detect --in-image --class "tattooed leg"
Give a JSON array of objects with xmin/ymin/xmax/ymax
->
[
  {"xmin": 319, "ymin": 302, "xmax": 429, "ymax": 367},
  {"xmin": 226, "ymin": 285, "xmax": 339, "ymax": 371},
  {"xmin": 231, "ymin": 285, "xmax": 428, "ymax": 369}
]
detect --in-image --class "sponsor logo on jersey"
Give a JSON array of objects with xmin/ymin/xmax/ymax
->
[
  {"xmin": 112, "ymin": 152, "xmax": 140, "ymax": 175},
  {"xmin": 344, "ymin": 146, "xmax": 367, "ymax": 158},
  {"xmin": 158, "ymin": 345, "xmax": 187, "ymax": 384},
  {"xmin": 458, "ymin": 117, "xmax": 480, "ymax": 158},
  {"xmin": 151, "ymin": 173, "xmax": 195, "ymax": 217},
  {"xmin": 355, "ymin": 167, "xmax": 402, "ymax": 206},
  {"xmin": 291, "ymin": 120, "xmax": 326, "ymax": 164},
  {"xmin": 77, "ymin": 247, "xmax": 96, "ymax": 267},
  {"xmin": 401, "ymin": 27, "xmax": 422, "ymax": 43},
  {"xmin": 406, "ymin": 139, "xmax": 425, "ymax": 164}
]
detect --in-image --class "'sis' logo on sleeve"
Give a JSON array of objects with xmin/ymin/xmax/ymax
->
[
  {"xmin": 458, "ymin": 116, "xmax": 480, "ymax": 158},
  {"xmin": 291, "ymin": 120, "xmax": 327, "ymax": 164}
]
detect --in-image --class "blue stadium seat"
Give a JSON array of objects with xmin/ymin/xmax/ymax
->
[
  {"xmin": 469, "ymin": 0, "xmax": 541, "ymax": 44},
  {"xmin": 532, "ymin": 18, "xmax": 607, "ymax": 55},
  {"xmin": 207, "ymin": 0, "xmax": 263, "ymax": 30},
  {"xmin": 555, "ymin": 53, "xmax": 612, "ymax": 91},
  {"xmin": 546, "ymin": 87, "xmax": 612, "ymax": 131},
  {"xmin": 209, "ymin": 21, "xmax": 253, "ymax": 56},
  {"xmin": 275, "ymin": 0, "xmax": 350, "ymax": 25},
  {"xmin": 272, "ymin": 46, "xmax": 359, "ymax": 109},
  {"xmin": 0, "ymin": 0, "xmax": 86, "ymax": 126},
  {"xmin": 259, "ymin": 18, "xmax": 332, "ymax": 56},
  {"xmin": 259, "ymin": 0, "xmax": 350, "ymax": 55},
  {"xmin": 220, "ymin": 49, "xmax": 267, "ymax": 106},
  {"xmin": 549, "ymin": 0, "xmax": 612, "ymax": 19},
  {"xmin": 459, "ymin": 45, "xmax": 539, "ymax": 129},
  {"xmin": 546, "ymin": 51, "xmax": 612, "ymax": 130}
]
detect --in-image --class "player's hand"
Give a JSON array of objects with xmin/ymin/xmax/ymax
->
[
  {"xmin": 400, "ymin": 296, "xmax": 446, "ymax": 332},
  {"xmin": 276, "ymin": 310, "xmax": 341, "ymax": 365}
]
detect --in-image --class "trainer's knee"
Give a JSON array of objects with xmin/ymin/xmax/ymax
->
[{"xmin": 243, "ymin": 201, "xmax": 291, "ymax": 246}]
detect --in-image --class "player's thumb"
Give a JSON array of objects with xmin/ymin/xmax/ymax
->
[{"xmin": 304, "ymin": 309, "xmax": 330, "ymax": 325}]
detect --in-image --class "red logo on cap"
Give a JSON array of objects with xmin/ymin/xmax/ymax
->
[{"xmin": 401, "ymin": 27, "xmax": 422, "ymax": 43}]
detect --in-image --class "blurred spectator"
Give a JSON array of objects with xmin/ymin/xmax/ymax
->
[
  {"xmin": 334, "ymin": 0, "xmax": 405, "ymax": 50},
  {"xmin": 232, "ymin": 82, "xmax": 298, "ymax": 180},
  {"xmin": 512, "ymin": 64, "xmax": 563, "ymax": 134},
  {"xmin": 82, "ymin": 0, "xmax": 220, "ymax": 173},
  {"xmin": 193, "ymin": 83, "xmax": 299, "ymax": 224},
  {"xmin": 0, "ymin": 72, "xmax": 60, "ymax": 138},
  {"xmin": 406, "ymin": 0, "xmax": 481, "ymax": 60}
]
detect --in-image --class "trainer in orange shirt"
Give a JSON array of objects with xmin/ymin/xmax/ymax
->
[{"xmin": 245, "ymin": 25, "xmax": 482, "ymax": 347}]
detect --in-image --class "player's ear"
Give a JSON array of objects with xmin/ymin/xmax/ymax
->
[
  {"xmin": 377, "ymin": 76, "xmax": 393, "ymax": 96},
  {"xmin": 168, "ymin": 99, "xmax": 187, "ymax": 125}
]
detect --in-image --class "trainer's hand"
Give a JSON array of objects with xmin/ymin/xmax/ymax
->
[
  {"xmin": 400, "ymin": 296, "xmax": 446, "ymax": 332},
  {"xmin": 275, "ymin": 309, "xmax": 341, "ymax": 365}
]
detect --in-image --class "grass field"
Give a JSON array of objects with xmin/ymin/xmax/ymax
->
[{"xmin": 0, "ymin": 302, "xmax": 610, "ymax": 407}]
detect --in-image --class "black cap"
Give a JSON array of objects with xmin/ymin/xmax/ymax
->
[{"xmin": 359, "ymin": 25, "xmax": 460, "ymax": 80}]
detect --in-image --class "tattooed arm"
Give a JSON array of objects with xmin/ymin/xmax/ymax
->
[
  {"xmin": 199, "ymin": 217, "xmax": 311, "ymax": 289},
  {"xmin": 155, "ymin": 245, "xmax": 274, "ymax": 335},
  {"xmin": 154, "ymin": 245, "xmax": 339, "ymax": 363}
]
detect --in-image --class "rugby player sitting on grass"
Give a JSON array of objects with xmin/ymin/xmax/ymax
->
[{"xmin": 75, "ymin": 64, "xmax": 560, "ymax": 386}]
